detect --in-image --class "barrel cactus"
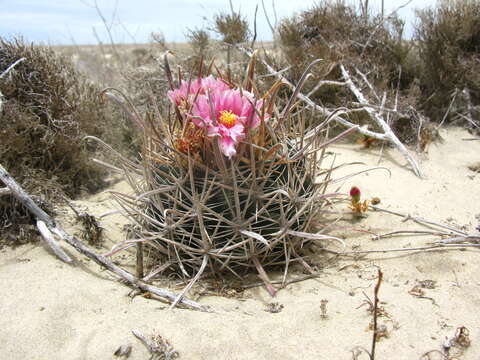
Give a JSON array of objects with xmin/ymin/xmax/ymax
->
[{"xmin": 106, "ymin": 56, "xmax": 347, "ymax": 300}]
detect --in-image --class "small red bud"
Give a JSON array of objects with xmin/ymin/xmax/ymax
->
[
  {"xmin": 350, "ymin": 186, "xmax": 361, "ymax": 203},
  {"xmin": 350, "ymin": 186, "xmax": 361, "ymax": 197}
]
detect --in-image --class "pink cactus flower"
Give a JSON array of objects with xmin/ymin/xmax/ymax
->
[
  {"xmin": 167, "ymin": 75, "xmax": 229, "ymax": 105},
  {"xmin": 207, "ymin": 110, "xmax": 245, "ymax": 158},
  {"xmin": 191, "ymin": 88, "xmax": 264, "ymax": 128},
  {"xmin": 191, "ymin": 88, "xmax": 265, "ymax": 158},
  {"xmin": 201, "ymin": 75, "xmax": 230, "ymax": 93},
  {"xmin": 168, "ymin": 75, "xmax": 266, "ymax": 158}
]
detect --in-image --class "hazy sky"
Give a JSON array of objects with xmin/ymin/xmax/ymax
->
[{"xmin": 0, "ymin": 0, "xmax": 437, "ymax": 45}]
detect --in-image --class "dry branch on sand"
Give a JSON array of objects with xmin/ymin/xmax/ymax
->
[
  {"xmin": 322, "ymin": 204, "xmax": 480, "ymax": 258},
  {"xmin": 132, "ymin": 329, "xmax": 179, "ymax": 360},
  {"xmin": 240, "ymin": 47, "xmax": 424, "ymax": 178},
  {"xmin": 351, "ymin": 268, "xmax": 383, "ymax": 360},
  {"xmin": 0, "ymin": 163, "xmax": 207, "ymax": 311}
]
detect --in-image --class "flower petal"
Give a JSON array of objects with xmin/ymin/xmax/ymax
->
[
  {"xmin": 228, "ymin": 123, "xmax": 245, "ymax": 142},
  {"xmin": 218, "ymin": 136, "xmax": 237, "ymax": 158},
  {"xmin": 207, "ymin": 125, "xmax": 219, "ymax": 137}
]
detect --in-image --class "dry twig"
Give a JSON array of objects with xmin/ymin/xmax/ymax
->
[
  {"xmin": 325, "ymin": 204, "xmax": 479, "ymax": 257},
  {"xmin": 132, "ymin": 329, "xmax": 179, "ymax": 360},
  {"xmin": 0, "ymin": 57, "xmax": 26, "ymax": 79},
  {"xmin": 370, "ymin": 269, "xmax": 383, "ymax": 359},
  {"xmin": 240, "ymin": 47, "xmax": 424, "ymax": 177},
  {"xmin": 0, "ymin": 187, "xmax": 12, "ymax": 196},
  {"xmin": 0, "ymin": 163, "xmax": 208, "ymax": 312},
  {"xmin": 351, "ymin": 269, "xmax": 383, "ymax": 360}
]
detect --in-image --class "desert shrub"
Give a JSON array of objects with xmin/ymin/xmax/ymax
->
[
  {"xmin": 122, "ymin": 58, "xmax": 171, "ymax": 116},
  {"xmin": 0, "ymin": 193, "xmax": 54, "ymax": 249},
  {"xmin": 0, "ymin": 38, "xmax": 116, "ymax": 198},
  {"xmin": 213, "ymin": 9, "xmax": 251, "ymax": 70},
  {"xmin": 184, "ymin": 28, "xmax": 213, "ymax": 75},
  {"xmin": 213, "ymin": 11, "xmax": 250, "ymax": 46},
  {"xmin": 131, "ymin": 47, "xmax": 155, "ymax": 67},
  {"xmin": 415, "ymin": 0, "xmax": 480, "ymax": 127},
  {"xmin": 150, "ymin": 31, "xmax": 167, "ymax": 50},
  {"xmin": 278, "ymin": 1, "xmax": 355, "ymax": 81},
  {"xmin": 274, "ymin": 1, "xmax": 426, "ymax": 144},
  {"xmin": 186, "ymin": 28, "xmax": 211, "ymax": 58},
  {"xmin": 278, "ymin": 0, "xmax": 417, "ymax": 92}
]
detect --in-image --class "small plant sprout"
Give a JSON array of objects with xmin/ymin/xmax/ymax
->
[{"xmin": 349, "ymin": 186, "xmax": 368, "ymax": 214}]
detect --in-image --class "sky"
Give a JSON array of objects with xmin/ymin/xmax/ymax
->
[{"xmin": 0, "ymin": 0, "xmax": 437, "ymax": 45}]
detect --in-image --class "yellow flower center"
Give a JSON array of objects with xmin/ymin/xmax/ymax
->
[{"xmin": 218, "ymin": 110, "xmax": 237, "ymax": 128}]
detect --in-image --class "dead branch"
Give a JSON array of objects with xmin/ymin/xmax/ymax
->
[
  {"xmin": 371, "ymin": 230, "xmax": 452, "ymax": 241},
  {"xmin": 434, "ymin": 235, "xmax": 480, "ymax": 244},
  {"xmin": 306, "ymin": 79, "xmax": 347, "ymax": 98},
  {"xmin": 0, "ymin": 57, "xmax": 26, "ymax": 79},
  {"xmin": 0, "ymin": 187, "xmax": 12, "ymax": 196},
  {"xmin": 323, "ymin": 203, "xmax": 480, "ymax": 257},
  {"xmin": 132, "ymin": 329, "xmax": 179, "ymax": 360},
  {"xmin": 239, "ymin": 47, "xmax": 424, "ymax": 177},
  {"xmin": 53, "ymin": 221, "xmax": 209, "ymax": 311},
  {"xmin": 261, "ymin": 0, "xmax": 275, "ymax": 35},
  {"xmin": 239, "ymin": 47, "xmax": 386, "ymax": 139},
  {"xmin": 250, "ymin": 5, "xmax": 258, "ymax": 49},
  {"xmin": 370, "ymin": 205, "xmax": 468, "ymax": 236},
  {"xmin": 351, "ymin": 269, "xmax": 383, "ymax": 360},
  {"xmin": 371, "ymin": 269, "xmax": 383, "ymax": 360},
  {"xmin": 340, "ymin": 65, "xmax": 423, "ymax": 177},
  {"xmin": 330, "ymin": 243, "xmax": 480, "ymax": 256},
  {"xmin": 37, "ymin": 220, "xmax": 73, "ymax": 263},
  {"xmin": 0, "ymin": 163, "xmax": 208, "ymax": 312}
]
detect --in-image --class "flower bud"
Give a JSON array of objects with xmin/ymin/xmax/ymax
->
[{"xmin": 350, "ymin": 186, "xmax": 361, "ymax": 203}]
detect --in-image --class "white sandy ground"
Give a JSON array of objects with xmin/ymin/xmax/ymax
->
[{"xmin": 1, "ymin": 126, "xmax": 479, "ymax": 359}]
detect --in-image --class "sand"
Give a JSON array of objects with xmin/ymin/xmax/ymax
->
[{"xmin": 1, "ymin": 126, "xmax": 479, "ymax": 359}]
